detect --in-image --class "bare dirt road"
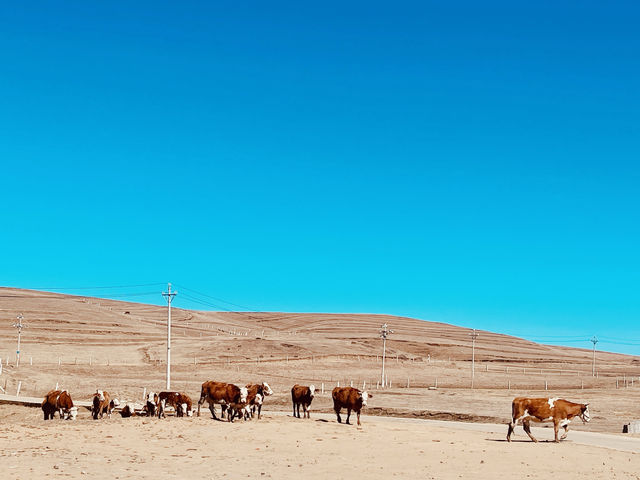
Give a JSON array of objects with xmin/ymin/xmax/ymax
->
[{"xmin": 1, "ymin": 405, "xmax": 639, "ymax": 480}]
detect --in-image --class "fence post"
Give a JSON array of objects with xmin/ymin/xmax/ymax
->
[
  {"xmin": 58, "ymin": 357, "xmax": 61, "ymax": 367},
  {"xmin": 0, "ymin": 358, "xmax": 2, "ymax": 375},
  {"xmin": 30, "ymin": 357, "xmax": 32, "ymax": 366},
  {"xmin": 545, "ymin": 380, "xmax": 548, "ymax": 390},
  {"xmin": 508, "ymin": 380, "xmax": 510, "ymax": 390},
  {"xmin": 321, "ymin": 383, "xmax": 324, "ymax": 394},
  {"xmin": 16, "ymin": 381, "xmax": 21, "ymax": 396}
]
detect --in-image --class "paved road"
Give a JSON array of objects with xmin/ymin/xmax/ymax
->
[{"xmin": 271, "ymin": 411, "xmax": 640, "ymax": 453}]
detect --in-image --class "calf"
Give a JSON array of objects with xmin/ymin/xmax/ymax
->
[
  {"xmin": 197, "ymin": 381, "xmax": 248, "ymax": 422},
  {"xmin": 92, "ymin": 390, "xmax": 113, "ymax": 419},
  {"xmin": 157, "ymin": 391, "xmax": 193, "ymax": 418},
  {"xmin": 507, "ymin": 397, "xmax": 590, "ymax": 443},
  {"xmin": 120, "ymin": 403, "xmax": 137, "ymax": 418},
  {"xmin": 332, "ymin": 387, "xmax": 371, "ymax": 426},
  {"xmin": 42, "ymin": 390, "xmax": 78, "ymax": 420},
  {"xmin": 291, "ymin": 384, "xmax": 316, "ymax": 419}
]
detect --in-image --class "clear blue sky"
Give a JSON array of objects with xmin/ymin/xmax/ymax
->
[{"xmin": 1, "ymin": 2, "xmax": 639, "ymax": 354}]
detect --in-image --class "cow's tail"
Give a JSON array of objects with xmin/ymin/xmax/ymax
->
[{"xmin": 197, "ymin": 384, "xmax": 206, "ymax": 417}]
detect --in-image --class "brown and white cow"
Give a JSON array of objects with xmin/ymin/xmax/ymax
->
[
  {"xmin": 197, "ymin": 381, "xmax": 248, "ymax": 422},
  {"xmin": 156, "ymin": 391, "xmax": 193, "ymax": 418},
  {"xmin": 244, "ymin": 382, "xmax": 273, "ymax": 420},
  {"xmin": 507, "ymin": 397, "xmax": 590, "ymax": 443},
  {"xmin": 120, "ymin": 403, "xmax": 137, "ymax": 418},
  {"xmin": 92, "ymin": 390, "xmax": 113, "ymax": 419},
  {"xmin": 291, "ymin": 384, "xmax": 316, "ymax": 419},
  {"xmin": 42, "ymin": 390, "xmax": 78, "ymax": 420},
  {"xmin": 143, "ymin": 392, "xmax": 158, "ymax": 417},
  {"xmin": 332, "ymin": 386, "xmax": 371, "ymax": 426}
]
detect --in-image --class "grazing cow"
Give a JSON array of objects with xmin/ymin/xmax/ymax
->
[
  {"xmin": 332, "ymin": 387, "xmax": 371, "ymax": 426},
  {"xmin": 156, "ymin": 391, "xmax": 193, "ymax": 418},
  {"xmin": 42, "ymin": 390, "xmax": 78, "ymax": 420},
  {"xmin": 291, "ymin": 384, "xmax": 316, "ymax": 419},
  {"xmin": 197, "ymin": 381, "xmax": 248, "ymax": 422},
  {"xmin": 92, "ymin": 390, "xmax": 113, "ymax": 419},
  {"xmin": 507, "ymin": 397, "xmax": 591, "ymax": 443}
]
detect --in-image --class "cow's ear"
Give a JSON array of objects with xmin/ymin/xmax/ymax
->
[{"xmin": 369, "ymin": 394, "xmax": 373, "ymax": 398}]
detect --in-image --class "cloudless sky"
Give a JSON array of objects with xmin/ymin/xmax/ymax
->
[{"xmin": 1, "ymin": 2, "xmax": 639, "ymax": 354}]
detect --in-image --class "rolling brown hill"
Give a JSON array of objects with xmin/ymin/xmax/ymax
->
[{"xmin": 1, "ymin": 287, "xmax": 639, "ymax": 433}]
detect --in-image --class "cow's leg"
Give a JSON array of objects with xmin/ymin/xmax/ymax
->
[
  {"xmin": 209, "ymin": 402, "xmax": 217, "ymax": 420},
  {"xmin": 507, "ymin": 417, "xmax": 517, "ymax": 442},
  {"xmin": 346, "ymin": 408, "xmax": 352, "ymax": 425},
  {"xmin": 334, "ymin": 406, "xmax": 342, "ymax": 423},
  {"xmin": 257, "ymin": 404, "xmax": 262, "ymax": 420},
  {"xmin": 357, "ymin": 410, "xmax": 361, "ymax": 426},
  {"xmin": 553, "ymin": 419, "xmax": 560, "ymax": 443},
  {"xmin": 292, "ymin": 401, "xmax": 297, "ymax": 418},
  {"xmin": 560, "ymin": 421, "xmax": 570, "ymax": 440},
  {"xmin": 522, "ymin": 419, "xmax": 538, "ymax": 443}
]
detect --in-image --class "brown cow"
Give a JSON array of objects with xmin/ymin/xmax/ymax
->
[
  {"xmin": 197, "ymin": 381, "xmax": 248, "ymax": 422},
  {"xmin": 332, "ymin": 387, "xmax": 371, "ymax": 426},
  {"xmin": 507, "ymin": 397, "xmax": 591, "ymax": 443},
  {"xmin": 42, "ymin": 390, "xmax": 78, "ymax": 420},
  {"xmin": 156, "ymin": 391, "xmax": 193, "ymax": 418},
  {"xmin": 291, "ymin": 384, "xmax": 316, "ymax": 419},
  {"xmin": 92, "ymin": 390, "xmax": 113, "ymax": 419}
]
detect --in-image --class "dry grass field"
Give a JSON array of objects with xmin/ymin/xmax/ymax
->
[{"xmin": 1, "ymin": 287, "xmax": 640, "ymax": 478}]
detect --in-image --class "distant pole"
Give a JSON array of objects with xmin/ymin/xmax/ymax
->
[
  {"xmin": 12, "ymin": 314, "xmax": 26, "ymax": 368},
  {"xmin": 591, "ymin": 336, "xmax": 598, "ymax": 377},
  {"xmin": 162, "ymin": 283, "xmax": 177, "ymax": 390},
  {"xmin": 379, "ymin": 323, "xmax": 394, "ymax": 387},
  {"xmin": 469, "ymin": 329, "xmax": 479, "ymax": 388}
]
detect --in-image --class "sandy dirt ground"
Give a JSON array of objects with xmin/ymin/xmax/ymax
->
[
  {"xmin": 1, "ymin": 405, "xmax": 639, "ymax": 480},
  {"xmin": 2, "ymin": 289, "xmax": 640, "ymax": 478}
]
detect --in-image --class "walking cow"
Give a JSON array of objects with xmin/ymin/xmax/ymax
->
[
  {"xmin": 332, "ymin": 386, "xmax": 371, "ymax": 426},
  {"xmin": 507, "ymin": 397, "xmax": 590, "ymax": 443}
]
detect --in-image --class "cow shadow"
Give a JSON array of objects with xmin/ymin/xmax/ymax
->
[{"xmin": 487, "ymin": 438, "xmax": 571, "ymax": 443}]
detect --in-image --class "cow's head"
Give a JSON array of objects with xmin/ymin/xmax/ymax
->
[
  {"xmin": 239, "ymin": 387, "xmax": 248, "ymax": 404},
  {"xmin": 360, "ymin": 391, "xmax": 371, "ymax": 406},
  {"xmin": 309, "ymin": 385, "xmax": 316, "ymax": 397},
  {"xmin": 262, "ymin": 382, "xmax": 274, "ymax": 396},
  {"xmin": 580, "ymin": 404, "xmax": 591, "ymax": 423},
  {"xmin": 96, "ymin": 390, "xmax": 105, "ymax": 402},
  {"xmin": 66, "ymin": 406, "xmax": 78, "ymax": 420},
  {"xmin": 112, "ymin": 398, "xmax": 120, "ymax": 408}
]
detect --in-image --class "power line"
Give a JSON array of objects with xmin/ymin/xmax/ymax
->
[
  {"xmin": 14, "ymin": 282, "xmax": 165, "ymax": 290},
  {"xmin": 173, "ymin": 283, "xmax": 258, "ymax": 311}
]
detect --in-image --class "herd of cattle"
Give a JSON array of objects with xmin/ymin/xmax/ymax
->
[
  {"xmin": 40, "ymin": 382, "xmax": 591, "ymax": 442},
  {"xmin": 40, "ymin": 381, "xmax": 372, "ymax": 427}
]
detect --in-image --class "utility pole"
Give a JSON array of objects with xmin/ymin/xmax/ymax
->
[
  {"xmin": 469, "ymin": 329, "xmax": 479, "ymax": 388},
  {"xmin": 590, "ymin": 336, "xmax": 598, "ymax": 377},
  {"xmin": 162, "ymin": 283, "xmax": 177, "ymax": 390},
  {"xmin": 379, "ymin": 323, "xmax": 393, "ymax": 387},
  {"xmin": 12, "ymin": 314, "xmax": 26, "ymax": 368}
]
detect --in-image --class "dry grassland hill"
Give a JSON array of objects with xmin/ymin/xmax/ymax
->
[{"xmin": 0, "ymin": 287, "xmax": 636, "ymax": 370}]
